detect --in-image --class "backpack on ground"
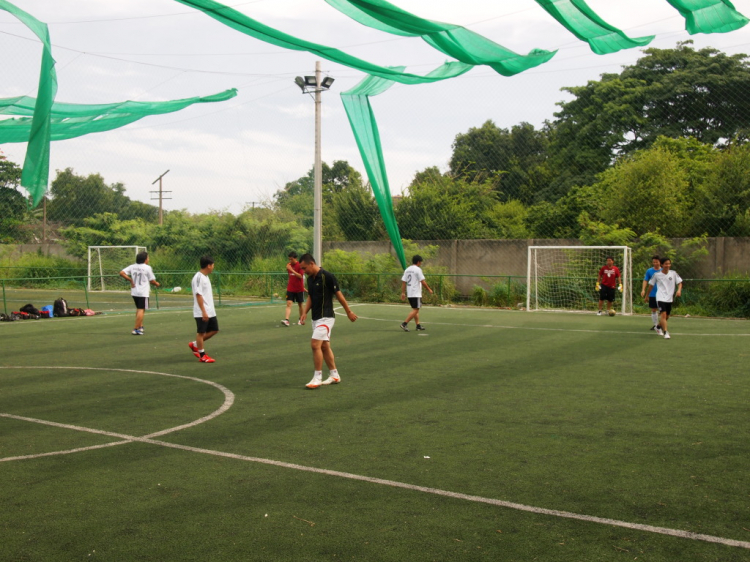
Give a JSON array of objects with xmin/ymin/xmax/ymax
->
[
  {"xmin": 53, "ymin": 298, "xmax": 68, "ymax": 318},
  {"xmin": 41, "ymin": 305, "xmax": 54, "ymax": 318},
  {"xmin": 69, "ymin": 308, "xmax": 85, "ymax": 317},
  {"xmin": 20, "ymin": 304, "xmax": 40, "ymax": 315}
]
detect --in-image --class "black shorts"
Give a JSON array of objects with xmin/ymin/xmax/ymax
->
[
  {"xmin": 286, "ymin": 291, "xmax": 305, "ymax": 304},
  {"xmin": 657, "ymin": 301, "xmax": 672, "ymax": 316},
  {"xmin": 195, "ymin": 316, "xmax": 219, "ymax": 334},
  {"xmin": 648, "ymin": 296, "xmax": 658, "ymax": 309},
  {"xmin": 132, "ymin": 296, "xmax": 148, "ymax": 310},
  {"xmin": 408, "ymin": 297, "xmax": 422, "ymax": 310},
  {"xmin": 599, "ymin": 286, "xmax": 615, "ymax": 302}
]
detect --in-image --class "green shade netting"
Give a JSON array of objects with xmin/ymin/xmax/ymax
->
[
  {"xmin": 324, "ymin": 0, "xmax": 556, "ymax": 76},
  {"xmin": 0, "ymin": 0, "xmax": 57, "ymax": 207},
  {"xmin": 0, "ymin": 89, "xmax": 238, "ymax": 142},
  {"xmin": 343, "ymin": 66, "xmax": 467, "ymax": 270},
  {"xmin": 666, "ymin": 0, "xmax": 748, "ymax": 34},
  {"xmin": 534, "ymin": 0, "xmax": 654, "ymax": 55},
  {"xmin": 174, "ymin": 0, "xmax": 477, "ymax": 84}
]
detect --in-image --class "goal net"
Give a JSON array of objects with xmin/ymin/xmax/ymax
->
[
  {"xmin": 88, "ymin": 246, "xmax": 147, "ymax": 291},
  {"xmin": 526, "ymin": 246, "xmax": 633, "ymax": 314}
]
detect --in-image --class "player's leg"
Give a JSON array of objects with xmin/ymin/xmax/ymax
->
[
  {"xmin": 191, "ymin": 317, "xmax": 218, "ymax": 361},
  {"xmin": 135, "ymin": 308, "xmax": 145, "ymax": 330},
  {"xmin": 307, "ymin": 319, "xmax": 331, "ymax": 388},
  {"xmin": 132, "ymin": 297, "xmax": 146, "ymax": 334},
  {"xmin": 297, "ymin": 296, "xmax": 305, "ymax": 325},
  {"xmin": 283, "ymin": 294, "xmax": 293, "ymax": 326}
]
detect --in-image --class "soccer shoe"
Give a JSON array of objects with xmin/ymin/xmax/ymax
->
[
  {"xmin": 199, "ymin": 354, "xmax": 215, "ymax": 363},
  {"xmin": 132, "ymin": 329, "xmax": 143, "ymax": 335},
  {"xmin": 305, "ymin": 376, "xmax": 322, "ymax": 389},
  {"xmin": 649, "ymin": 325, "xmax": 656, "ymax": 331},
  {"xmin": 297, "ymin": 319, "xmax": 305, "ymax": 325},
  {"xmin": 188, "ymin": 341, "xmax": 200, "ymax": 357},
  {"xmin": 416, "ymin": 325, "xmax": 426, "ymax": 331},
  {"xmin": 281, "ymin": 319, "xmax": 290, "ymax": 327},
  {"xmin": 596, "ymin": 311, "xmax": 602, "ymax": 316},
  {"xmin": 400, "ymin": 322, "xmax": 409, "ymax": 332},
  {"xmin": 321, "ymin": 374, "xmax": 341, "ymax": 385},
  {"xmin": 664, "ymin": 332, "xmax": 671, "ymax": 339},
  {"xmin": 656, "ymin": 327, "xmax": 663, "ymax": 335}
]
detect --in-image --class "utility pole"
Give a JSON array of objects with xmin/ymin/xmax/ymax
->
[
  {"xmin": 150, "ymin": 169, "xmax": 171, "ymax": 225},
  {"xmin": 313, "ymin": 61, "xmax": 323, "ymax": 266}
]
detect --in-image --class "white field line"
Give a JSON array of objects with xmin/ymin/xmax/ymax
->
[
  {"xmin": 1, "ymin": 409, "xmax": 749, "ymax": 551},
  {"xmin": 339, "ymin": 304, "xmax": 750, "ymax": 337}
]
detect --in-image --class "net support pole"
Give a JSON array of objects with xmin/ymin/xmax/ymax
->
[
  {"xmin": 82, "ymin": 277, "xmax": 89, "ymax": 309},
  {"xmin": 313, "ymin": 60, "xmax": 323, "ymax": 266},
  {"xmin": 2, "ymin": 280, "xmax": 6, "ymax": 316}
]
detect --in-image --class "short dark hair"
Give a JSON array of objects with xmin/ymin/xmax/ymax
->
[
  {"xmin": 412, "ymin": 255, "xmax": 423, "ymax": 265},
  {"xmin": 135, "ymin": 251, "xmax": 148, "ymax": 264},
  {"xmin": 660, "ymin": 257, "xmax": 671, "ymax": 266},
  {"xmin": 299, "ymin": 253, "xmax": 316, "ymax": 265},
  {"xmin": 200, "ymin": 255, "xmax": 215, "ymax": 269},
  {"xmin": 651, "ymin": 255, "xmax": 660, "ymax": 261},
  {"xmin": 605, "ymin": 256, "xmax": 614, "ymax": 261},
  {"xmin": 288, "ymin": 251, "xmax": 298, "ymax": 259}
]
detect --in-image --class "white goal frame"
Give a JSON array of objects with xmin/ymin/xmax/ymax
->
[
  {"xmin": 526, "ymin": 246, "xmax": 633, "ymax": 315},
  {"xmin": 88, "ymin": 245, "xmax": 147, "ymax": 291}
]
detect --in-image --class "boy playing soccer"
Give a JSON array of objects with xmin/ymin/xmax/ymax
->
[
  {"xmin": 282, "ymin": 251, "xmax": 305, "ymax": 326},
  {"xmin": 188, "ymin": 256, "xmax": 219, "ymax": 363},
  {"xmin": 641, "ymin": 255, "xmax": 662, "ymax": 330},
  {"xmin": 119, "ymin": 251, "xmax": 160, "ymax": 335},
  {"xmin": 596, "ymin": 256, "xmax": 622, "ymax": 315},
  {"xmin": 298, "ymin": 254, "xmax": 357, "ymax": 389},
  {"xmin": 648, "ymin": 257, "xmax": 683, "ymax": 340},
  {"xmin": 400, "ymin": 254, "xmax": 433, "ymax": 332}
]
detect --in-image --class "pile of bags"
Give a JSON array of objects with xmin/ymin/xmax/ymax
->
[{"xmin": 0, "ymin": 298, "xmax": 99, "ymax": 322}]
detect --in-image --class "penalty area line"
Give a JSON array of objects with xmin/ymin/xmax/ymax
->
[{"xmin": 1, "ymin": 413, "xmax": 749, "ymax": 550}]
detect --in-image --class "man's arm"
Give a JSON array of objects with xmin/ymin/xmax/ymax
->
[
  {"xmin": 150, "ymin": 279, "xmax": 160, "ymax": 287},
  {"xmin": 640, "ymin": 279, "xmax": 649, "ymax": 297},
  {"xmin": 400, "ymin": 281, "xmax": 407, "ymax": 301},
  {"xmin": 420, "ymin": 279, "xmax": 434, "ymax": 294},
  {"xmin": 119, "ymin": 270, "xmax": 135, "ymax": 288},
  {"xmin": 286, "ymin": 264, "xmax": 303, "ymax": 279},
  {"xmin": 335, "ymin": 290, "xmax": 357, "ymax": 322},
  {"xmin": 676, "ymin": 282, "xmax": 682, "ymax": 298},
  {"xmin": 196, "ymin": 294, "xmax": 209, "ymax": 321},
  {"xmin": 299, "ymin": 294, "xmax": 312, "ymax": 323}
]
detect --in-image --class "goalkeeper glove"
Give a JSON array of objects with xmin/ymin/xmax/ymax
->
[
  {"xmin": 618, "ymin": 284, "xmax": 623, "ymax": 292},
  {"xmin": 595, "ymin": 283, "xmax": 600, "ymax": 291}
]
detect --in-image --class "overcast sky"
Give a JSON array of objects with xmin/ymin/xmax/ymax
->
[{"xmin": 2, "ymin": 0, "xmax": 750, "ymax": 214}]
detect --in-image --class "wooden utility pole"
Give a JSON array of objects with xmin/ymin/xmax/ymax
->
[{"xmin": 150, "ymin": 169, "xmax": 171, "ymax": 225}]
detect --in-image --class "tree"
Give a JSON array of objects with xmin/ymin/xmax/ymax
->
[
  {"xmin": 549, "ymin": 42, "xmax": 750, "ymax": 196},
  {"xmin": 0, "ymin": 154, "xmax": 28, "ymax": 242},
  {"xmin": 449, "ymin": 120, "xmax": 551, "ymax": 204}
]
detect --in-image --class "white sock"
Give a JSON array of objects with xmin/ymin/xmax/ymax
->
[
  {"xmin": 314, "ymin": 370, "xmax": 322, "ymax": 379},
  {"xmin": 651, "ymin": 312, "xmax": 658, "ymax": 325},
  {"xmin": 329, "ymin": 369, "xmax": 339, "ymax": 378}
]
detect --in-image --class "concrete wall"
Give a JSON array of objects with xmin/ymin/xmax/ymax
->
[{"xmin": 0, "ymin": 244, "xmax": 77, "ymax": 262}]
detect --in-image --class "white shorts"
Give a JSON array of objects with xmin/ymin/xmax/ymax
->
[{"xmin": 312, "ymin": 317, "xmax": 335, "ymax": 341}]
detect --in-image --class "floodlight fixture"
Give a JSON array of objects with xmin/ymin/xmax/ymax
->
[
  {"xmin": 320, "ymin": 76, "xmax": 335, "ymax": 89},
  {"xmin": 294, "ymin": 76, "xmax": 306, "ymax": 92},
  {"xmin": 303, "ymin": 75, "xmax": 317, "ymax": 87}
]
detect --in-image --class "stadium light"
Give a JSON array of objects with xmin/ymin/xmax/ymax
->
[{"xmin": 293, "ymin": 61, "xmax": 334, "ymax": 266}]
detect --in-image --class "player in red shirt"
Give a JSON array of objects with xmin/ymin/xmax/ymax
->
[
  {"xmin": 283, "ymin": 251, "xmax": 306, "ymax": 326},
  {"xmin": 597, "ymin": 256, "xmax": 622, "ymax": 315}
]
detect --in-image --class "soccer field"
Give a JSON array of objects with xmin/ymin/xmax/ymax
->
[{"xmin": 2, "ymin": 303, "xmax": 749, "ymax": 561}]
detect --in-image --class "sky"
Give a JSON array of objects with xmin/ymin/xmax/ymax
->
[{"xmin": 2, "ymin": 0, "xmax": 750, "ymax": 215}]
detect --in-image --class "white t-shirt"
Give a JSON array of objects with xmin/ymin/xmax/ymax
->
[
  {"xmin": 192, "ymin": 271, "xmax": 216, "ymax": 318},
  {"xmin": 402, "ymin": 264, "xmax": 425, "ymax": 299},
  {"xmin": 122, "ymin": 263, "xmax": 155, "ymax": 297},
  {"xmin": 649, "ymin": 270, "xmax": 683, "ymax": 303}
]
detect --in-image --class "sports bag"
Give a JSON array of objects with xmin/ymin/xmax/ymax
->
[
  {"xmin": 20, "ymin": 304, "xmax": 40, "ymax": 315},
  {"xmin": 68, "ymin": 308, "xmax": 85, "ymax": 317},
  {"xmin": 41, "ymin": 305, "xmax": 54, "ymax": 317},
  {"xmin": 53, "ymin": 297, "xmax": 68, "ymax": 318}
]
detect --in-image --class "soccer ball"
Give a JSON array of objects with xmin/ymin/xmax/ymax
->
[
  {"xmin": 171, "ymin": 286, "xmax": 182, "ymax": 293},
  {"xmin": 608, "ymin": 310, "xmax": 616, "ymax": 317}
]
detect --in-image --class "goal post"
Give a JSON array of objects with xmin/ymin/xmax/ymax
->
[
  {"xmin": 526, "ymin": 246, "xmax": 633, "ymax": 314},
  {"xmin": 88, "ymin": 245, "xmax": 147, "ymax": 291}
]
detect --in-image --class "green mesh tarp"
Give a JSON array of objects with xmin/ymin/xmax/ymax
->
[
  {"xmin": 534, "ymin": 0, "xmax": 654, "ymax": 54},
  {"xmin": 0, "ymin": 89, "xmax": 238, "ymax": 142},
  {"xmin": 174, "ymin": 0, "xmax": 475, "ymax": 84},
  {"xmin": 0, "ymin": 0, "xmax": 57, "ymax": 207},
  {"xmin": 666, "ymin": 0, "xmax": 748, "ymax": 34},
  {"xmin": 341, "ymin": 71, "xmax": 405, "ymax": 268},
  {"xmin": 324, "ymin": 0, "xmax": 556, "ymax": 76}
]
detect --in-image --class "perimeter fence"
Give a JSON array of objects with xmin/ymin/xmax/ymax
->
[{"xmin": 2, "ymin": 268, "xmax": 749, "ymax": 319}]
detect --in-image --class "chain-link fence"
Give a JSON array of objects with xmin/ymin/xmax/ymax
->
[{"xmin": 2, "ymin": 11, "xmax": 750, "ymax": 319}]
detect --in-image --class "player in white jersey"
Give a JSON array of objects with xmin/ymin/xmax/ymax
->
[
  {"xmin": 188, "ymin": 255, "xmax": 219, "ymax": 363},
  {"xmin": 119, "ymin": 251, "xmax": 159, "ymax": 335},
  {"xmin": 648, "ymin": 257, "xmax": 683, "ymax": 340},
  {"xmin": 400, "ymin": 255, "xmax": 434, "ymax": 332}
]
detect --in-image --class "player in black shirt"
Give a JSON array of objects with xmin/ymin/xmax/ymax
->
[{"xmin": 298, "ymin": 254, "xmax": 358, "ymax": 389}]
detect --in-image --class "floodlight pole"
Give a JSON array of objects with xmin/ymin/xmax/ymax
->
[
  {"xmin": 151, "ymin": 169, "xmax": 170, "ymax": 225},
  {"xmin": 313, "ymin": 61, "xmax": 323, "ymax": 266}
]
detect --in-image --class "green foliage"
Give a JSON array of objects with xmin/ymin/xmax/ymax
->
[
  {"xmin": 0, "ymin": 158, "xmax": 29, "ymax": 243},
  {"xmin": 0, "ymin": 252, "xmax": 85, "ymax": 284}
]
